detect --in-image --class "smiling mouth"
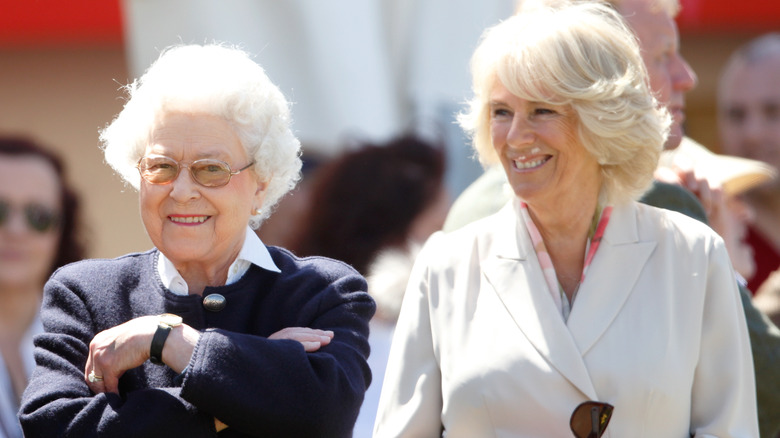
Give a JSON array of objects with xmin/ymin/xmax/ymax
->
[
  {"xmin": 514, "ymin": 156, "xmax": 550, "ymax": 170},
  {"xmin": 169, "ymin": 216, "xmax": 209, "ymax": 224}
]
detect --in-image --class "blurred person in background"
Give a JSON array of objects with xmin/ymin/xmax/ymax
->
[
  {"xmin": 19, "ymin": 44, "xmax": 374, "ymax": 437},
  {"xmin": 718, "ymin": 34, "xmax": 780, "ymax": 293},
  {"xmin": 292, "ymin": 134, "xmax": 449, "ymax": 276},
  {"xmin": 659, "ymin": 139, "xmax": 776, "ymax": 285},
  {"xmin": 254, "ymin": 151, "xmax": 327, "ymax": 249},
  {"xmin": 0, "ymin": 137, "xmax": 86, "ymax": 438},
  {"xmin": 289, "ymin": 133, "xmax": 448, "ymax": 437},
  {"xmin": 374, "ymin": 3, "xmax": 757, "ymax": 435}
]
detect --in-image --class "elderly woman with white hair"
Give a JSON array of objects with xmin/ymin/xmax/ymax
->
[
  {"xmin": 373, "ymin": 3, "xmax": 757, "ymax": 437},
  {"xmin": 19, "ymin": 44, "xmax": 374, "ymax": 437}
]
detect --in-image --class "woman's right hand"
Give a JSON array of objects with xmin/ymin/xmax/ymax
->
[
  {"xmin": 84, "ymin": 316, "xmax": 159, "ymax": 394},
  {"xmin": 269, "ymin": 327, "xmax": 334, "ymax": 352},
  {"xmin": 84, "ymin": 316, "xmax": 199, "ymax": 395}
]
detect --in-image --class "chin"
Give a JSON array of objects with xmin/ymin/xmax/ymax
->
[{"xmin": 663, "ymin": 131, "xmax": 684, "ymax": 151}]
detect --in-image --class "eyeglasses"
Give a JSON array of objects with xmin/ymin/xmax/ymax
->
[
  {"xmin": 570, "ymin": 401, "xmax": 614, "ymax": 438},
  {"xmin": 0, "ymin": 200, "xmax": 61, "ymax": 233},
  {"xmin": 137, "ymin": 155, "xmax": 255, "ymax": 188}
]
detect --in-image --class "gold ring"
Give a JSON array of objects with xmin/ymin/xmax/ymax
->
[{"xmin": 88, "ymin": 370, "xmax": 104, "ymax": 383}]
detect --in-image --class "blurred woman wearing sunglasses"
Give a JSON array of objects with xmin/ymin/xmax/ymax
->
[
  {"xmin": 19, "ymin": 44, "xmax": 374, "ymax": 437},
  {"xmin": 0, "ymin": 137, "xmax": 86, "ymax": 438},
  {"xmin": 374, "ymin": 2, "xmax": 757, "ymax": 436}
]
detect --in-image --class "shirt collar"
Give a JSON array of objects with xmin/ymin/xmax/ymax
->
[{"xmin": 157, "ymin": 227, "xmax": 281, "ymax": 295}]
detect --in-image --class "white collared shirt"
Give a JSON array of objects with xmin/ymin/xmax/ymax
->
[{"xmin": 157, "ymin": 227, "xmax": 281, "ymax": 295}]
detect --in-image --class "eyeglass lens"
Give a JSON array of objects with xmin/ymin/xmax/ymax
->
[
  {"xmin": 570, "ymin": 401, "xmax": 614, "ymax": 438},
  {"xmin": 0, "ymin": 200, "xmax": 61, "ymax": 233},
  {"xmin": 138, "ymin": 156, "xmax": 245, "ymax": 188}
]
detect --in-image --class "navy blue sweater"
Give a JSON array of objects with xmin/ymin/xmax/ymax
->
[{"xmin": 19, "ymin": 247, "xmax": 375, "ymax": 437}]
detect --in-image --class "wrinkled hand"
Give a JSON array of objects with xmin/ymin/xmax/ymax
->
[
  {"xmin": 269, "ymin": 327, "xmax": 334, "ymax": 352},
  {"xmin": 84, "ymin": 315, "xmax": 158, "ymax": 395}
]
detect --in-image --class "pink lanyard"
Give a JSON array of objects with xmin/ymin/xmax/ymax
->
[{"xmin": 519, "ymin": 202, "xmax": 612, "ymax": 320}]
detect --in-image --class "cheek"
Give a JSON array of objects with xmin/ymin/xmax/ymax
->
[
  {"xmin": 643, "ymin": 64, "xmax": 670, "ymax": 100},
  {"xmin": 26, "ymin": 234, "xmax": 60, "ymax": 281},
  {"xmin": 38, "ymin": 233, "xmax": 61, "ymax": 261},
  {"xmin": 138, "ymin": 188, "xmax": 164, "ymax": 236},
  {"xmin": 768, "ymin": 122, "xmax": 780, "ymax": 138},
  {"xmin": 491, "ymin": 123, "xmax": 508, "ymax": 149}
]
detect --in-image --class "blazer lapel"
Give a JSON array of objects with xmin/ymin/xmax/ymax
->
[
  {"xmin": 566, "ymin": 202, "xmax": 656, "ymax": 355},
  {"xmin": 481, "ymin": 203, "xmax": 599, "ymax": 399}
]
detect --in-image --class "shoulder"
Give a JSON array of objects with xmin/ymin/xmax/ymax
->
[
  {"xmin": 263, "ymin": 246, "xmax": 375, "ymax": 320},
  {"xmin": 42, "ymin": 250, "xmax": 160, "ymax": 328},
  {"xmin": 631, "ymin": 201, "xmax": 722, "ymax": 250},
  {"xmin": 443, "ymin": 165, "xmax": 512, "ymax": 232},
  {"xmin": 50, "ymin": 249, "xmax": 157, "ymax": 284},
  {"xmin": 267, "ymin": 245, "xmax": 367, "ymax": 287},
  {"xmin": 421, "ymin": 204, "xmax": 516, "ymax": 270},
  {"xmin": 639, "ymin": 180, "xmax": 708, "ymax": 225}
]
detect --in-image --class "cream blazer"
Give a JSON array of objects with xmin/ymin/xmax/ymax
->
[{"xmin": 373, "ymin": 200, "xmax": 758, "ymax": 438}]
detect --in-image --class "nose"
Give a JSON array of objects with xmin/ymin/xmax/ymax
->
[
  {"xmin": 506, "ymin": 115, "xmax": 535, "ymax": 148},
  {"xmin": 3, "ymin": 209, "xmax": 29, "ymax": 235},
  {"xmin": 739, "ymin": 111, "xmax": 765, "ymax": 147},
  {"xmin": 168, "ymin": 165, "xmax": 201, "ymax": 202},
  {"xmin": 673, "ymin": 54, "xmax": 697, "ymax": 93}
]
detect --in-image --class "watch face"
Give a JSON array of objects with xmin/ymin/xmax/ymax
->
[{"xmin": 159, "ymin": 313, "xmax": 183, "ymax": 327}]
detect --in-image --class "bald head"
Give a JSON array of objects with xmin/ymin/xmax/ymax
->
[{"xmin": 718, "ymin": 34, "xmax": 780, "ymax": 174}]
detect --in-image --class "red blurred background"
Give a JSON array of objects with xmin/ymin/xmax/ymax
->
[{"xmin": 1, "ymin": 0, "xmax": 779, "ymax": 48}]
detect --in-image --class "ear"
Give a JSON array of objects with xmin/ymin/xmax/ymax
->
[{"xmin": 251, "ymin": 174, "xmax": 269, "ymax": 213}]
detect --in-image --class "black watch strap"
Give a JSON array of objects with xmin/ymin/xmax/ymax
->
[{"xmin": 150, "ymin": 324, "xmax": 173, "ymax": 365}]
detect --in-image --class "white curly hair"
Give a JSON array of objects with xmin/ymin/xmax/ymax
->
[{"xmin": 100, "ymin": 43, "xmax": 302, "ymax": 229}]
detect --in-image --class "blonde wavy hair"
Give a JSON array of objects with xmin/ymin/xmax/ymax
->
[
  {"xmin": 100, "ymin": 44, "xmax": 302, "ymax": 228},
  {"xmin": 459, "ymin": 2, "xmax": 671, "ymax": 203}
]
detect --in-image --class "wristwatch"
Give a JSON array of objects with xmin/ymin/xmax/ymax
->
[{"xmin": 149, "ymin": 313, "xmax": 183, "ymax": 365}]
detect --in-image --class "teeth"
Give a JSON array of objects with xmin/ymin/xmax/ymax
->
[
  {"xmin": 170, "ymin": 216, "xmax": 208, "ymax": 224},
  {"xmin": 515, "ymin": 158, "xmax": 546, "ymax": 169}
]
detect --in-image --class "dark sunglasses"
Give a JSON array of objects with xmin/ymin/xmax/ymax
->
[
  {"xmin": 137, "ymin": 155, "xmax": 255, "ymax": 188},
  {"xmin": 570, "ymin": 401, "xmax": 614, "ymax": 438},
  {"xmin": 0, "ymin": 200, "xmax": 61, "ymax": 233}
]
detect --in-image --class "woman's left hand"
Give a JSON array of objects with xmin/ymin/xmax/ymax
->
[{"xmin": 269, "ymin": 327, "xmax": 334, "ymax": 352}]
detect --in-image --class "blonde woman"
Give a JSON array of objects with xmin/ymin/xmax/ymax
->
[{"xmin": 374, "ymin": 3, "xmax": 757, "ymax": 436}]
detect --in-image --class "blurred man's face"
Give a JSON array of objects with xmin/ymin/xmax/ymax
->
[
  {"xmin": 718, "ymin": 54, "xmax": 780, "ymax": 173},
  {"xmin": 618, "ymin": 0, "xmax": 697, "ymax": 150}
]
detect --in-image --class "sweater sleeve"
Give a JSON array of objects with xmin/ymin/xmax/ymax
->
[
  {"xmin": 179, "ymin": 269, "xmax": 375, "ymax": 437},
  {"xmin": 19, "ymin": 275, "xmax": 217, "ymax": 438}
]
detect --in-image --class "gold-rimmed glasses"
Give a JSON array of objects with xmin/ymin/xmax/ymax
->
[{"xmin": 136, "ymin": 155, "xmax": 255, "ymax": 188}]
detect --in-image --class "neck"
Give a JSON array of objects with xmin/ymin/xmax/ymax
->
[
  {"xmin": 177, "ymin": 265, "xmax": 230, "ymax": 296},
  {"xmin": 0, "ymin": 284, "xmax": 42, "ymax": 340},
  {"xmin": 526, "ymin": 186, "xmax": 601, "ymax": 244},
  {"xmin": 524, "ymin": 185, "xmax": 602, "ymax": 297}
]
